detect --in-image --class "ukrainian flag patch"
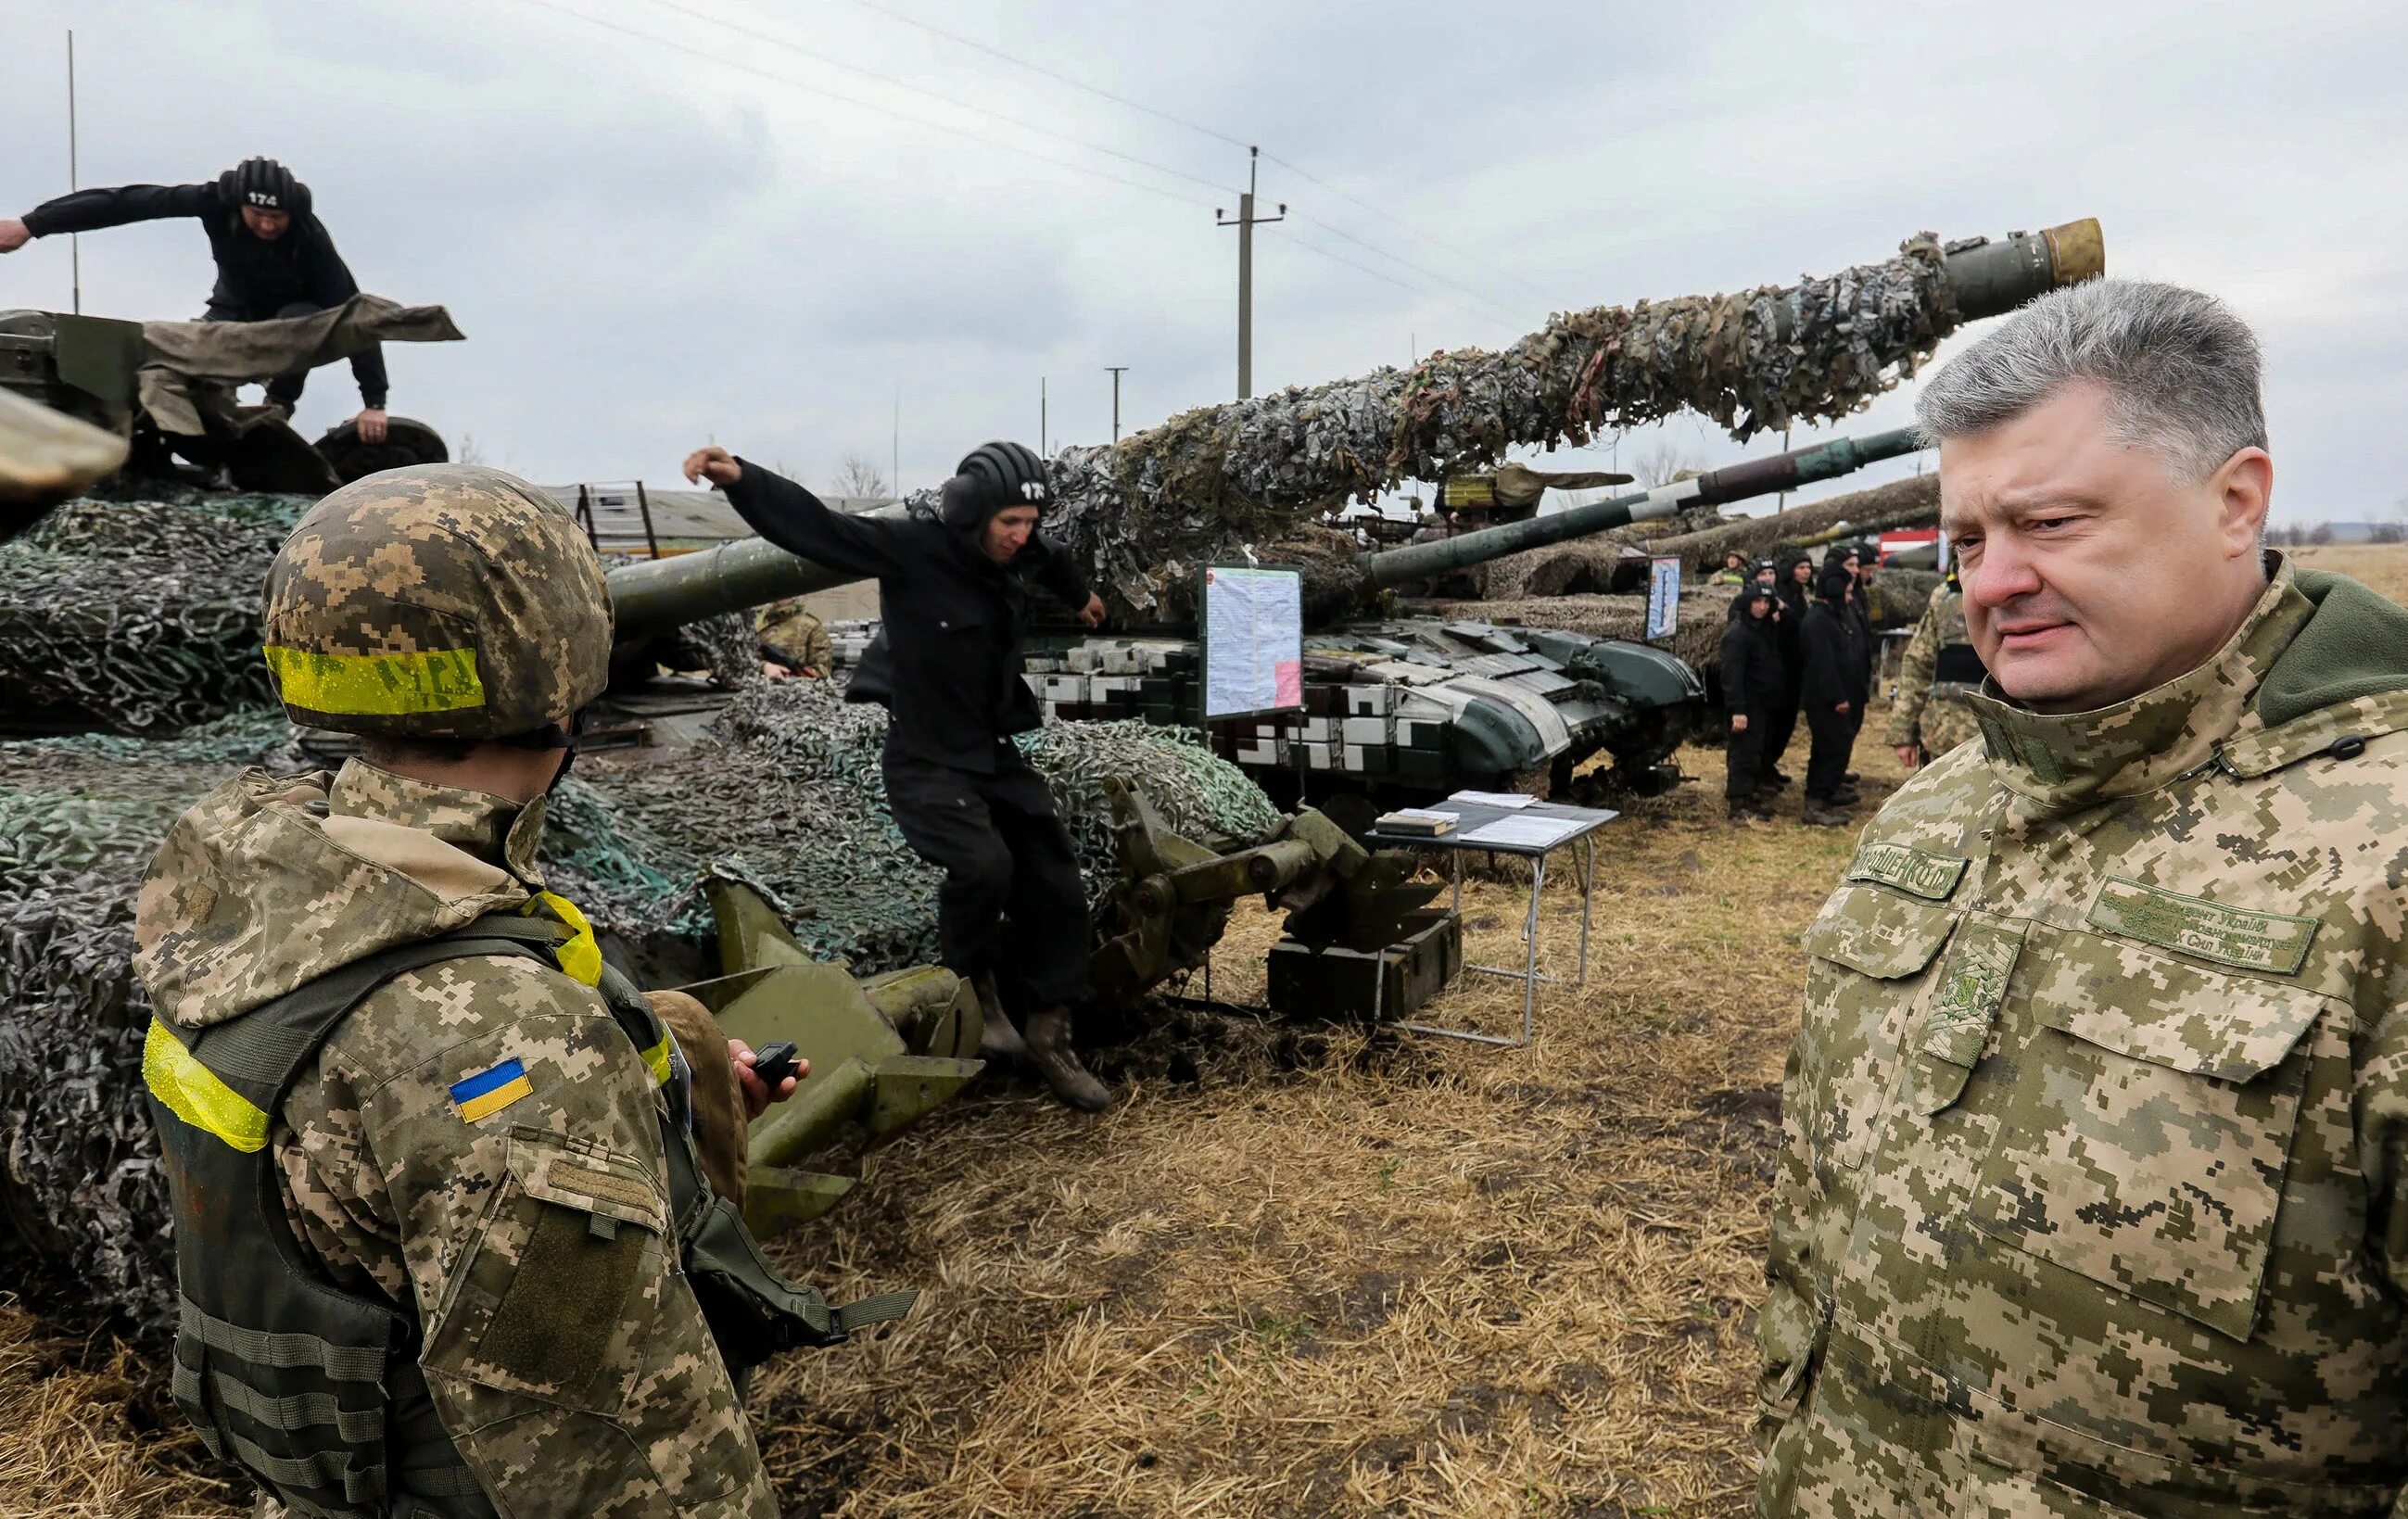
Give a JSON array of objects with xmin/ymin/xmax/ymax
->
[{"xmin": 450, "ymin": 1059, "xmax": 533, "ymax": 1122}]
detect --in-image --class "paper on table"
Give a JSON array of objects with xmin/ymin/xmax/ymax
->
[
  {"xmin": 1389, "ymin": 807, "xmax": 1462, "ymax": 821},
  {"xmin": 1446, "ymin": 791, "xmax": 1536, "ymax": 810},
  {"xmin": 1459, "ymin": 815, "xmax": 1587, "ymax": 849}
]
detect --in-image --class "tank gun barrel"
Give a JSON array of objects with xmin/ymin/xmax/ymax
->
[
  {"xmin": 605, "ymin": 504, "xmax": 907, "ymax": 647},
  {"xmin": 1364, "ymin": 426, "xmax": 1922, "ymax": 589}
]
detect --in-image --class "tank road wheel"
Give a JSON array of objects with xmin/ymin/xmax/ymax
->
[{"xmin": 313, "ymin": 415, "xmax": 450, "ymax": 485}]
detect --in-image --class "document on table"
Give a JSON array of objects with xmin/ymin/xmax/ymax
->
[
  {"xmin": 1388, "ymin": 807, "xmax": 1461, "ymax": 822},
  {"xmin": 1446, "ymin": 790, "xmax": 1536, "ymax": 810},
  {"xmin": 1459, "ymin": 815, "xmax": 1587, "ymax": 849}
]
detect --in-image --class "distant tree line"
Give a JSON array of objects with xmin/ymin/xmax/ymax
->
[{"xmin": 2264, "ymin": 523, "xmax": 2405, "ymax": 546}]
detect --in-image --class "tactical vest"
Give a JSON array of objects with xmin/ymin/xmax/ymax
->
[{"xmin": 143, "ymin": 912, "xmax": 912, "ymax": 1518}]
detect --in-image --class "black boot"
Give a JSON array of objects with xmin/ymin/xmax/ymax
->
[
  {"xmin": 970, "ymin": 971, "xmax": 1026, "ymax": 1061},
  {"xmin": 1802, "ymin": 796, "xmax": 1851, "ymax": 828},
  {"xmin": 1024, "ymin": 1006, "xmax": 1113, "ymax": 1112}
]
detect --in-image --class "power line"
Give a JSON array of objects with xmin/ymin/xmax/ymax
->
[
  {"xmin": 828, "ymin": 0, "xmax": 1250, "ymax": 151},
  {"xmin": 1292, "ymin": 211, "xmax": 1524, "ymax": 328},
  {"xmin": 1281, "ymin": 233, "xmax": 1515, "ymax": 335},
  {"xmin": 631, "ymin": 0, "xmax": 1236, "ymax": 197},
  {"xmin": 1260, "ymin": 152, "xmax": 1562, "ymax": 309},
  {"xmin": 823, "ymin": 0, "xmax": 1553, "ymax": 314},
  {"xmin": 505, "ymin": 0, "xmax": 1218, "ymax": 209}
]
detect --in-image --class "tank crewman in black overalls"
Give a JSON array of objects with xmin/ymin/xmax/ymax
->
[
  {"xmin": 684, "ymin": 440, "xmax": 1116, "ymax": 1111},
  {"xmin": 2, "ymin": 158, "xmax": 390, "ymax": 440}
]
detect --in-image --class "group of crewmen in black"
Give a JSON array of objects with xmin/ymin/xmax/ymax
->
[{"xmin": 1715, "ymin": 545, "xmax": 1884, "ymax": 828}]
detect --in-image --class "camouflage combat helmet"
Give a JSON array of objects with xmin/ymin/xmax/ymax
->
[{"xmin": 261, "ymin": 463, "xmax": 610, "ymax": 739}]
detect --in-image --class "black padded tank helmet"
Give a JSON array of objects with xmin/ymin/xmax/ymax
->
[
  {"xmin": 939, "ymin": 440, "xmax": 1049, "ymax": 530},
  {"xmin": 220, "ymin": 157, "xmax": 311, "ymax": 216}
]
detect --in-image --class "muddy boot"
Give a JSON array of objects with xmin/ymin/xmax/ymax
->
[
  {"xmin": 1831, "ymin": 783, "xmax": 1863, "ymax": 806},
  {"xmin": 970, "ymin": 971, "xmax": 1026, "ymax": 1062},
  {"xmin": 1727, "ymin": 794, "xmax": 1771, "ymax": 824},
  {"xmin": 1024, "ymin": 1006, "xmax": 1113, "ymax": 1112},
  {"xmin": 1802, "ymin": 797, "xmax": 1852, "ymax": 828}
]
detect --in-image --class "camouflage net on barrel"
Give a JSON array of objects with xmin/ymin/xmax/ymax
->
[
  {"xmin": 1, "ymin": 683, "xmax": 1283, "ymax": 1326},
  {"xmin": 1004, "ymin": 232, "xmax": 1972, "ymax": 616}
]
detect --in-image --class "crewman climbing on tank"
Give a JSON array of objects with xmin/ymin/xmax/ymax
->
[
  {"xmin": 1, "ymin": 157, "xmax": 390, "ymax": 438},
  {"xmin": 685, "ymin": 440, "xmax": 1118, "ymax": 1112}
]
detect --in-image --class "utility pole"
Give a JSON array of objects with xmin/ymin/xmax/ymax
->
[
  {"xmin": 1040, "ymin": 376, "xmax": 1047, "ymax": 456},
  {"xmin": 1776, "ymin": 424, "xmax": 1793, "ymax": 512},
  {"xmin": 1104, "ymin": 365, "xmax": 1128, "ymax": 443},
  {"xmin": 890, "ymin": 386, "xmax": 899, "ymax": 500},
  {"xmin": 67, "ymin": 31, "xmax": 80, "ymax": 315},
  {"xmin": 1215, "ymin": 146, "xmax": 1284, "ymax": 399}
]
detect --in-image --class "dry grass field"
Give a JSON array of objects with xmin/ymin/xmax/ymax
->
[
  {"xmin": 0, "ymin": 710, "xmax": 1911, "ymax": 1519},
  {"xmin": 2292, "ymin": 541, "xmax": 2408, "ymax": 605}
]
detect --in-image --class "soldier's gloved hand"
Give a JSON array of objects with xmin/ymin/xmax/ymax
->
[
  {"xmin": 0, "ymin": 219, "xmax": 30, "ymax": 254},
  {"xmin": 730, "ymin": 1038, "xmax": 805, "ymax": 1120},
  {"xmin": 684, "ymin": 445, "xmax": 742, "ymax": 488}
]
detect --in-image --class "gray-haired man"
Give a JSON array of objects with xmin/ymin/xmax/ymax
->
[{"xmin": 1756, "ymin": 279, "xmax": 2408, "ymax": 1513}]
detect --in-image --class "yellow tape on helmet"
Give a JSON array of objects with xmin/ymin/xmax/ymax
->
[
  {"xmin": 262, "ymin": 644, "xmax": 486, "ymax": 715},
  {"xmin": 142, "ymin": 1018, "xmax": 270, "ymax": 1152}
]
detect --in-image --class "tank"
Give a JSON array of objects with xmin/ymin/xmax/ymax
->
[
  {"xmin": 0, "ymin": 301, "xmax": 454, "ymax": 495},
  {"xmin": 612, "ymin": 219, "xmax": 2103, "ymax": 801}
]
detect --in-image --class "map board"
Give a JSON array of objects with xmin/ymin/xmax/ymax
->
[
  {"xmin": 1199, "ymin": 564, "xmax": 1304, "ymax": 721},
  {"xmin": 1645, "ymin": 556, "xmax": 1682, "ymax": 641}
]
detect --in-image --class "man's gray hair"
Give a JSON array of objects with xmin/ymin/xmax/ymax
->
[{"xmin": 1914, "ymin": 278, "xmax": 2264, "ymax": 479}]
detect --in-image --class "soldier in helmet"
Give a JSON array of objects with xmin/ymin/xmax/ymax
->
[
  {"xmin": 683, "ymin": 442, "xmax": 1116, "ymax": 1112},
  {"xmin": 1758, "ymin": 280, "xmax": 2408, "ymax": 1513},
  {"xmin": 1883, "ymin": 565, "xmax": 1986, "ymax": 769},
  {"xmin": 1, "ymin": 157, "xmax": 391, "ymax": 440},
  {"xmin": 134, "ymin": 464, "xmax": 907, "ymax": 1516}
]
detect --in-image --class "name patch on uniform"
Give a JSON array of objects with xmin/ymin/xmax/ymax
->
[
  {"xmin": 2087, "ymin": 877, "xmax": 2317, "ymax": 975},
  {"xmin": 449, "ymin": 1059, "xmax": 533, "ymax": 1122},
  {"xmin": 1844, "ymin": 842, "xmax": 1968, "ymax": 902}
]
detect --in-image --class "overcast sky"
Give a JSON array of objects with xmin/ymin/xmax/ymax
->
[{"xmin": 3, "ymin": 0, "xmax": 2402, "ymax": 523}]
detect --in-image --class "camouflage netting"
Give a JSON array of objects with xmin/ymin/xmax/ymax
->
[
  {"xmin": 551, "ymin": 680, "xmax": 1283, "ymax": 970},
  {"xmin": 0, "ymin": 489, "xmax": 312, "ymax": 731},
  {"xmin": 0, "ymin": 712, "xmax": 304, "ymax": 1330},
  {"xmin": 1476, "ymin": 502, "xmax": 1730, "ymax": 601},
  {"xmin": 0, "ymin": 486, "xmax": 779, "ymax": 734},
  {"xmin": 2, "ymin": 683, "xmax": 1284, "ymax": 1327},
  {"xmin": 977, "ymin": 231, "xmax": 1975, "ymax": 617}
]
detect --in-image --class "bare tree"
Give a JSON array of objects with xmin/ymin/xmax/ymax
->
[
  {"xmin": 454, "ymin": 433, "xmax": 487, "ymax": 466},
  {"xmin": 1631, "ymin": 437, "xmax": 1704, "ymax": 489},
  {"xmin": 833, "ymin": 452, "xmax": 892, "ymax": 500},
  {"xmin": 2308, "ymin": 523, "xmax": 2337, "ymax": 546}
]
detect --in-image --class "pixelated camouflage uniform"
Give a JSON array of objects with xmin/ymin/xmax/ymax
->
[
  {"xmin": 1882, "ymin": 582, "xmax": 1983, "ymax": 761},
  {"xmin": 1760, "ymin": 556, "xmax": 2408, "ymax": 1515},
  {"xmin": 755, "ymin": 598, "xmax": 832, "ymax": 676},
  {"xmin": 137, "ymin": 760, "xmax": 780, "ymax": 1515},
  {"xmin": 131, "ymin": 465, "xmax": 882, "ymax": 1519}
]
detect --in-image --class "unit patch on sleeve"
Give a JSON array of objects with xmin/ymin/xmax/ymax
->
[
  {"xmin": 1844, "ymin": 842, "xmax": 1968, "ymax": 902},
  {"xmin": 2086, "ymin": 876, "xmax": 2317, "ymax": 975},
  {"xmin": 449, "ymin": 1058, "xmax": 534, "ymax": 1122}
]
